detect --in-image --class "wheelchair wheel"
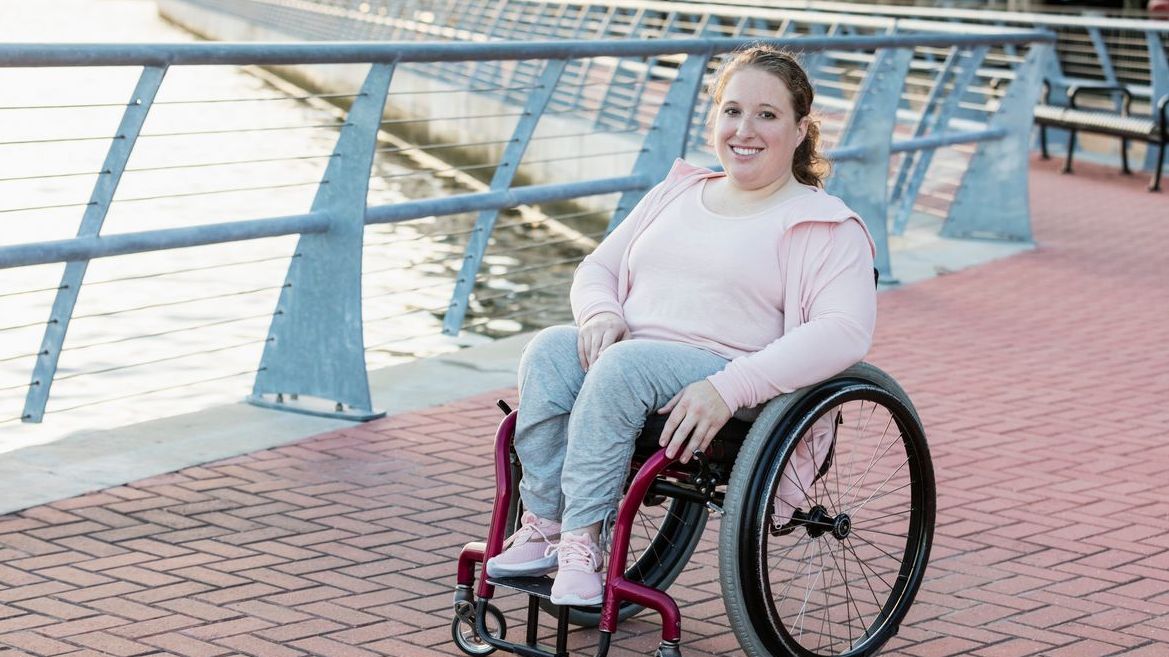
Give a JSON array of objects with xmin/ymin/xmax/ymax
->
[{"xmin": 720, "ymin": 363, "xmax": 935, "ymax": 657}]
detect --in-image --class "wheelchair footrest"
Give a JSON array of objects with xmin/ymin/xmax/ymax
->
[{"xmin": 486, "ymin": 575, "xmax": 555, "ymax": 599}]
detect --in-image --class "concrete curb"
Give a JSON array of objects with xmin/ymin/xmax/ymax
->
[{"xmin": 0, "ymin": 333, "xmax": 534, "ymax": 515}]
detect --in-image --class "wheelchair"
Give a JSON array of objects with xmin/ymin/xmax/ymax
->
[{"xmin": 453, "ymin": 362, "xmax": 935, "ymax": 657}]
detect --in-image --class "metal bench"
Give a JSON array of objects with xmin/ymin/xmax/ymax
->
[{"xmin": 1035, "ymin": 82, "xmax": 1168, "ymax": 192}]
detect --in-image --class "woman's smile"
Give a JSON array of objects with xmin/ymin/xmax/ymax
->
[{"xmin": 729, "ymin": 145, "xmax": 764, "ymax": 157}]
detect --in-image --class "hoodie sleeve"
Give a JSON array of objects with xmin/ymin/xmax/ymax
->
[
  {"xmin": 570, "ymin": 181, "xmax": 663, "ymax": 326},
  {"xmin": 706, "ymin": 218, "xmax": 877, "ymax": 411}
]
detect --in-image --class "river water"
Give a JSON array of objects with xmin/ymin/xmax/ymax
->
[{"xmin": 0, "ymin": 0, "xmax": 591, "ymax": 450}]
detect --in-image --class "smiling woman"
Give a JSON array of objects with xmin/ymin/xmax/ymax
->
[
  {"xmin": 484, "ymin": 43, "xmax": 881, "ymax": 608},
  {"xmin": 703, "ymin": 47, "xmax": 831, "ymax": 215}
]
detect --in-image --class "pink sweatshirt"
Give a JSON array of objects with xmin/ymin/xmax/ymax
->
[{"xmin": 570, "ymin": 158, "xmax": 877, "ymax": 412}]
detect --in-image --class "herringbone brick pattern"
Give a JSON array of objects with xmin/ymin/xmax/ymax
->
[{"xmin": 1, "ymin": 155, "xmax": 1167, "ymax": 656}]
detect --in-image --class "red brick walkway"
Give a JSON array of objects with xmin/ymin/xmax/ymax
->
[{"xmin": 1, "ymin": 157, "xmax": 1167, "ymax": 657}]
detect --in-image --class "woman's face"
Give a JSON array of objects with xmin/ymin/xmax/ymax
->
[{"xmin": 713, "ymin": 67, "xmax": 809, "ymax": 192}]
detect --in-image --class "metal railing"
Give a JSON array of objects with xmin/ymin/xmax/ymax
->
[
  {"xmin": 0, "ymin": 32, "xmax": 1053, "ymax": 427},
  {"xmin": 171, "ymin": 0, "xmax": 1166, "ymax": 169},
  {"xmin": 163, "ymin": 0, "xmax": 1056, "ymax": 253},
  {"xmin": 687, "ymin": 0, "xmax": 1169, "ymax": 168}
]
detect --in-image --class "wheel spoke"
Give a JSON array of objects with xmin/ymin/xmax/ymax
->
[
  {"xmin": 795, "ymin": 537, "xmax": 826, "ymax": 642},
  {"xmin": 830, "ymin": 535, "xmax": 869, "ymax": 650},
  {"xmin": 841, "ymin": 413, "xmax": 898, "ymax": 509},
  {"xmin": 848, "ymin": 524, "xmax": 912, "ymax": 540},
  {"xmin": 816, "ymin": 452, "xmax": 843, "ymax": 516},
  {"xmin": 817, "ymin": 536, "xmax": 838, "ymax": 653},
  {"xmin": 846, "ymin": 466, "xmax": 911, "ymax": 516},
  {"xmin": 850, "ymin": 507, "xmax": 913, "ymax": 525},
  {"xmin": 635, "ymin": 506, "xmax": 663, "ymax": 566},
  {"xmin": 840, "ymin": 400, "xmax": 880, "ymax": 503},
  {"xmin": 843, "ymin": 537, "xmax": 895, "ymax": 593},
  {"xmin": 849, "ymin": 532, "xmax": 903, "ymax": 569},
  {"xmin": 772, "ymin": 533, "xmax": 818, "ymax": 604},
  {"xmin": 830, "ymin": 410, "xmax": 846, "ymax": 515},
  {"xmin": 782, "ymin": 452, "xmax": 815, "ymax": 511}
]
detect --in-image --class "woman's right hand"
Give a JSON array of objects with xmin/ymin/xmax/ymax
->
[{"xmin": 577, "ymin": 312, "xmax": 629, "ymax": 371}]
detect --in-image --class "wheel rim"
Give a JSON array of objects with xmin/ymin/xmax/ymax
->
[{"xmin": 742, "ymin": 384, "xmax": 933, "ymax": 657}]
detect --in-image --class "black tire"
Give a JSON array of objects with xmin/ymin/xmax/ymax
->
[{"xmin": 720, "ymin": 363, "xmax": 935, "ymax": 657}]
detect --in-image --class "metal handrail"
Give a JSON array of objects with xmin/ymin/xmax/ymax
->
[{"xmin": 0, "ymin": 33, "xmax": 1052, "ymax": 67}]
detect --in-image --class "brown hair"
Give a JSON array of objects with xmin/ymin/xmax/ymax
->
[{"xmin": 709, "ymin": 45, "xmax": 830, "ymax": 187}]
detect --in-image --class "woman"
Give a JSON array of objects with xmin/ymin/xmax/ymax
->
[{"xmin": 485, "ymin": 45, "xmax": 877, "ymax": 607}]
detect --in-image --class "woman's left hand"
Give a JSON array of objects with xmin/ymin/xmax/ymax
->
[{"xmin": 657, "ymin": 380, "xmax": 732, "ymax": 464}]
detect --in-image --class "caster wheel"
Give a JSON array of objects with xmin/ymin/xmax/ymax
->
[
  {"xmin": 654, "ymin": 642, "xmax": 682, "ymax": 657},
  {"xmin": 451, "ymin": 602, "xmax": 506, "ymax": 656}
]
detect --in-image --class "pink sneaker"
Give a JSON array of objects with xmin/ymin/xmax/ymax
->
[
  {"xmin": 485, "ymin": 512, "xmax": 561, "ymax": 578},
  {"xmin": 549, "ymin": 532, "xmax": 604, "ymax": 606}
]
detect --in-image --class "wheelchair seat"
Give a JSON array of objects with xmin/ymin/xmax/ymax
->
[{"xmin": 633, "ymin": 413, "xmax": 753, "ymax": 464}]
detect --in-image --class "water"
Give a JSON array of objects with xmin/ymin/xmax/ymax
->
[{"xmin": 0, "ymin": 0, "xmax": 592, "ymax": 450}]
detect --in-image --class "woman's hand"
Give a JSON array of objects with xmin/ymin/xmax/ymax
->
[
  {"xmin": 657, "ymin": 380, "xmax": 732, "ymax": 464},
  {"xmin": 577, "ymin": 312, "xmax": 629, "ymax": 371}
]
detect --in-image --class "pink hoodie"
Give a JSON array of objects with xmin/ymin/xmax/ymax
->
[{"xmin": 570, "ymin": 158, "xmax": 877, "ymax": 412}]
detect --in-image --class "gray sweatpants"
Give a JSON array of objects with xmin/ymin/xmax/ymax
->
[{"xmin": 514, "ymin": 325, "xmax": 729, "ymax": 532}]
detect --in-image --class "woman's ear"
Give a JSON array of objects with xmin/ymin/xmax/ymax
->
[{"xmin": 797, "ymin": 115, "xmax": 810, "ymax": 144}]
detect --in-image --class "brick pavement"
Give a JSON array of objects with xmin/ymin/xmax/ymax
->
[{"xmin": 1, "ymin": 155, "xmax": 1167, "ymax": 657}]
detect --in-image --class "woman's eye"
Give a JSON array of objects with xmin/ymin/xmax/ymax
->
[
  {"xmin": 723, "ymin": 108, "xmax": 740, "ymax": 116},
  {"xmin": 760, "ymin": 112, "xmax": 776, "ymax": 120}
]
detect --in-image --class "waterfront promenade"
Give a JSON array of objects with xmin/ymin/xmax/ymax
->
[{"xmin": 0, "ymin": 153, "xmax": 1166, "ymax": 656}]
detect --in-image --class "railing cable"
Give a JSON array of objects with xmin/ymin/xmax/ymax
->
[
  {"xmin": 39, "ymin": 368, "xmax": 265, "ymax": 416},
  {"xmin": 0, "ymin": 154, "xmax": 336, "ymax": 183},
  {"xmin": 53, "ymin": 338, "xmax": 272, "ymax": 383}
]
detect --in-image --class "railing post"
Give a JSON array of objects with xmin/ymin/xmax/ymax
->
[
  {"xmin": 620, "ymin": 11, "xmax": 679, "ymax": 130},
  {"xmin": 824, "ymin": 47, "xmax": 913, "ymax": 282},
  {"xmin": 1087, "ymin": 26, "xmax": 1120, "ymax": 89},
  {"xmin": 20, "ymin": 65, "xmax": 167, "ymax": 423},
  {"xmin": 594, "ymin": 7, "xmax": 648, "ymax": 132},
  {"xmin": 805, "ymin": 23, "xmax": 842, "ymax": 100},
  {"xmin": 248, "ymin": 62, "xmax": 394, "ymax": 421},
  {"xmin": 566, "ymin": 5, "xmax": 618, "ymax": 113},
  {"xmin": 891, "ymin": 45, "xmax": 988, "ymax": 235},
  {"xmin": 608, "ymin": 50, "xmax": 712, "ymax": 233},
  {"xmin": 942, "ymin": 44, "xmax": 1051, "ymax": 243},
  {"xmin": 796, "ymin": 21, "xmax": 826, "ymax": 83},
  {"xmin": 469, "ymin": 0, "xmax": 509, "ymax": 89},
  {"xmin": 1144, "ymin": 30, "xmax": 1168, "ymax": 173},
  {"xmin": 1040, "ymin": 31, "xmax": 1071, "ymax": 152},
  {"xmin": 442, "ymin": 58, "xmax": 569, "ymax": 336}
]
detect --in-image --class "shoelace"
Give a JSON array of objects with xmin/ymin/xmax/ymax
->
[
  {"xmin": 544, "ymin": 539, "xmax": 597, "ymax": 571},
  {"xmin": 506, "ymin": 514, "xmax": 556, "ymax": 548}
]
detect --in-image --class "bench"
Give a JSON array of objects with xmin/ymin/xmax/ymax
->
[{"xmin": 1034, "ymin": 82, "xmax": 1168, "ymax": 192}]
